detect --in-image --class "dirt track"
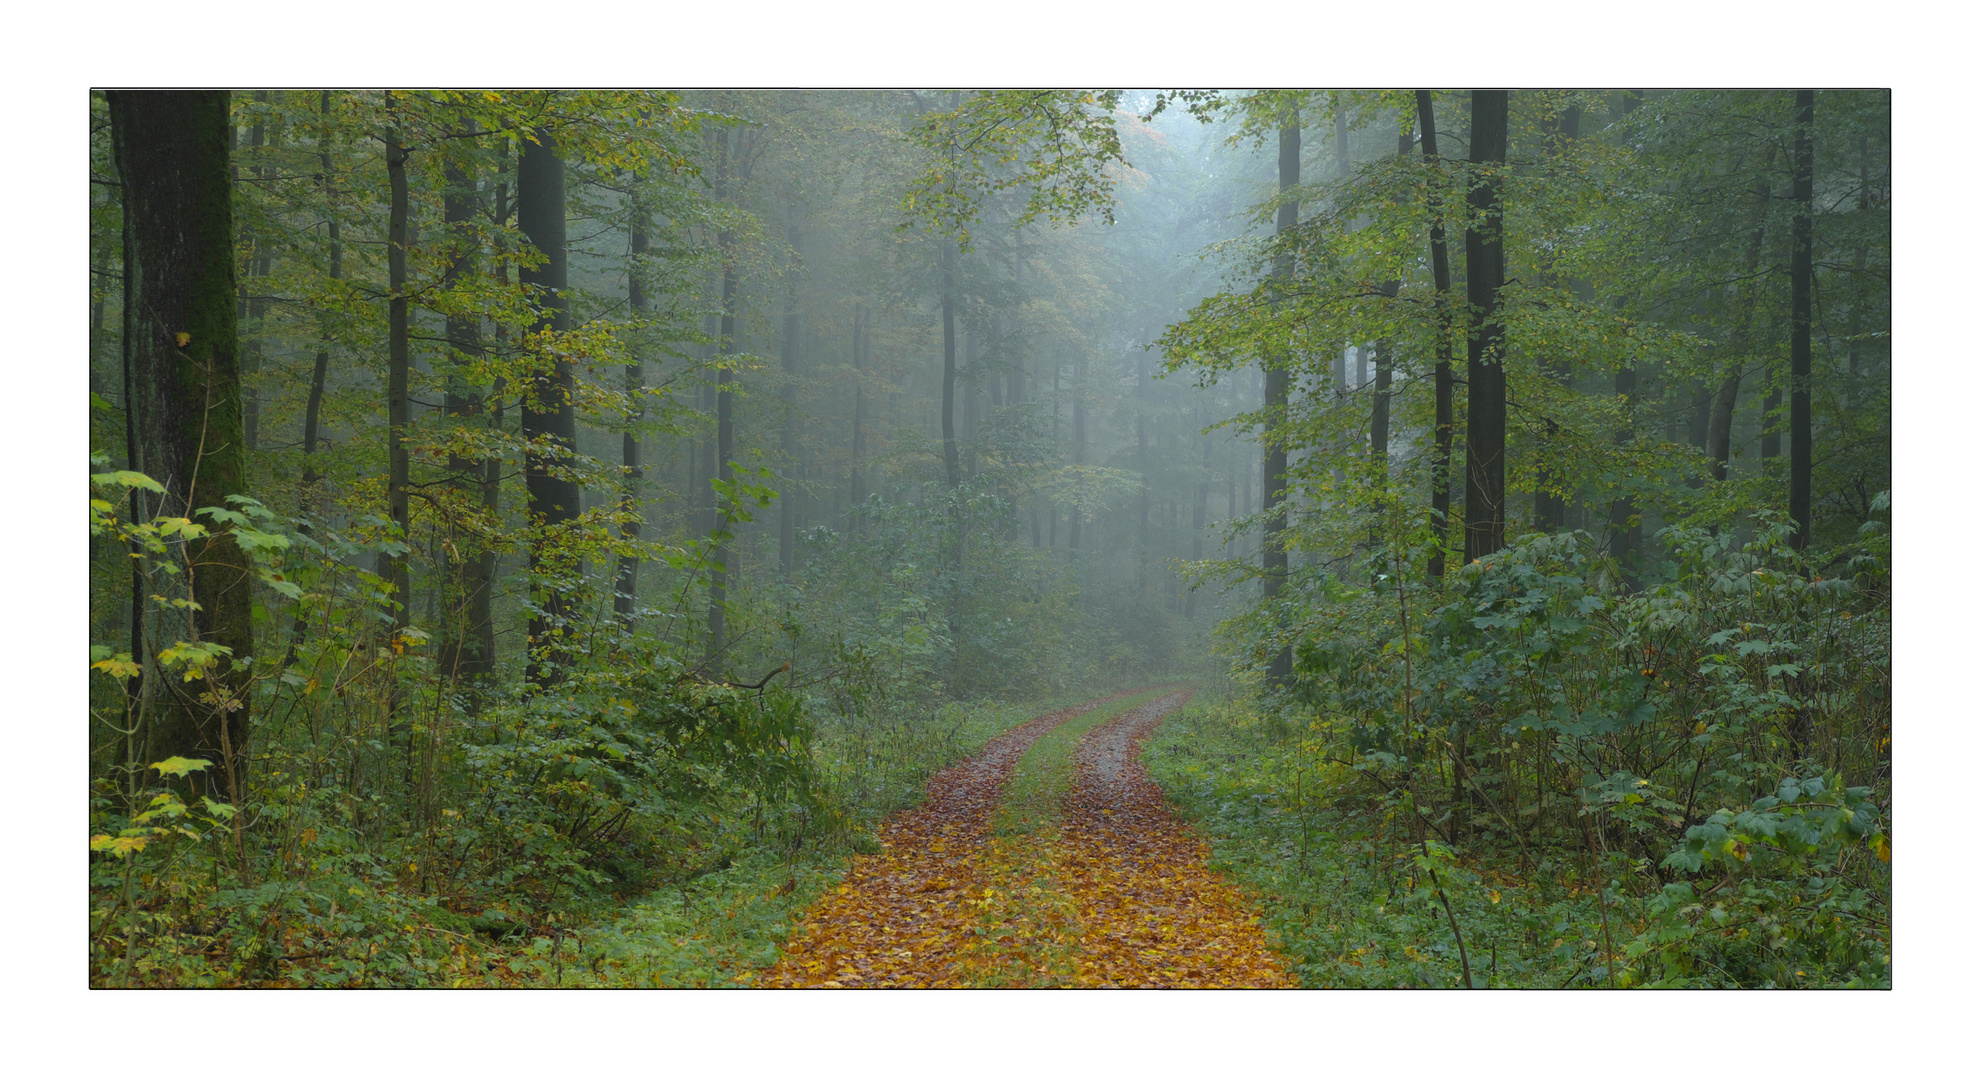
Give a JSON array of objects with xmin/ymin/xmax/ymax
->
[{"xmin": 758, "ymin": 689, "xmax": 1292, "ymax": 989}]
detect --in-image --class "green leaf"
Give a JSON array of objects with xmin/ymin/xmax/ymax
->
[
  {"xmin": 91, "ymin": 470, "xmax": 165, "ymax": 494},
  {"xmin": 150, "ymin": 756, "xmax": 213, "ymax": 778}
]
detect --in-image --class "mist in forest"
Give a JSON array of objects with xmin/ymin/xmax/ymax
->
[{"xmin": 89, "ymin": 89, "xmax": 1890, "ymax": 991}]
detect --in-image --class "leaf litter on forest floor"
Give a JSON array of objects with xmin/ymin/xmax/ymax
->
[
  {"xmin": 759, "ymin": 687, "xmax": 1296, "ymax": 989},
  {"xmin": 755, "ymin": 690, "xmax": 1138, "ymax": 988}
]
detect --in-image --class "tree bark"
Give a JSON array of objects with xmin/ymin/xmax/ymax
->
[
  {"xmin": 439, "ymin": 121, "xmax": 496, "ymax": 688},
  {"xmin": 1262, "ymin": 112, "xmax": 1299, "ymax": 686},
  {"xmin": 709, "ymin": 129, "xmax": 741, "ymax": 658},
  {"xmin": 1416, "ymin": 91, "xmax": 1456, "ymax": 580},
  {"xmin": 108, "ymin": 89, "xmax": 253, "ymax": 797},
  {"xmin": 1533, "ymin": 101, "xmax": 1581, "ymax": 530},
  {"xmin": 614, "ymin": 199, "xmax": 650, "ymax": 625},
  {"xmin": 780, "ymin": 301, "xmax": 801, "ymax": 575},
  {"xmin": 240, "ymin": 92, "xmax": 271, "ymax": 453},
  {"xmin": 1462, "ymin": 90, "xmax": 1510, "ymax": 566},
  {"xmin": 519, "ymin": 125, "xmax": 579, "ymax": 685},
  {"xmin": 379, "ymin": 112, "xmax": 412, "ymax": 638},
  {"xmin": 300, "ymin": 90, "xmax": 339, "ymax": 501},
  {"xmin": 941, "ymin": 241, "xmax": 961, "ymax": 490},
  {"xmin": 1788, "ymin": 89, "xmax": 1815, "ymax": 551},
  {"xmin": 850, "ymin": 304, "xmax": 867, "ymax": 522},
  {"xmin": 1606, "ymin": 91, "xmax": 1644, "ymax": 585}
]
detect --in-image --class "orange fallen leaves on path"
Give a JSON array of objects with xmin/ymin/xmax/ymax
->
[
  {"xmin": 757, "ymin": 693, "xmax": 1132, "ymax": 988},
  {"xmin": 759, "ymin": 689, "xmax": 1296, "ymax": 989},
  {"xmin": 1060, "ymin": 690, "xmax": 1296, "ymax": 988}
]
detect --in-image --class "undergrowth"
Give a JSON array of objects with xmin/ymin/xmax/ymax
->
[{"xmin": 1146, "ymin": 690, "xmax": 1891, "ymax": 988}]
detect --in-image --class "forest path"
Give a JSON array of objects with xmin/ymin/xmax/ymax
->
[{"xmin": 756, "ymin": 688, "xmax": 1293, "ymax": 988}]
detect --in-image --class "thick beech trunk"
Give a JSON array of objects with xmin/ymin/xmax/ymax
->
[
  {"xmin": 519, "ymin": 126, "xmax": 579, "ymax": 685},
  {"xmin": 108, "ymin": 89, "xmax": 253, "ymax": 796}
]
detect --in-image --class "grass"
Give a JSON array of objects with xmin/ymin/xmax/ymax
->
[
  {"xmin": 994, "ymin": 688, "xmax": 1169, "ymax": 837},
  {"xmin": 1140, "ymin": 690, "xmax": 1891, "ymax": 989},
  {"xmin": 561, "ymin": 688, "xmax": 1160, "ymax": 987}
]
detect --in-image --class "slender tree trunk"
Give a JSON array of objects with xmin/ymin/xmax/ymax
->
[
  {"xmin": 1188, "ymin": 407, "xmax": 1210, "ymax": 620},
  {"xmin": 108, "ymin": 89, "xmax": 253, "ymax": 796},
  {"xmin": 1533, "ymin": 103, "xmax": 1581, "ymax": 531},
  {"xmin": 1261, "ymin": 112, "xmax": 1299, "ymax": 686},
  {"xmin": 1606, "ymin": 91, "xmax": 1644, "ymax": 585},
  {"xmin": 439, "ymin": 123, "xmax": 494, "ymax": 689},
  {"xmin": 850, "ymin": 304, "xmax": 867, "ymax": 522},
  {"xmin": 941, "ymin": 241, "xmax": 961, "ymax": 490},
  {"xmin": 1788, "ymin": 89, "xmax": 1815, "ymax": 551},
  {"xmin": 1462, "ymin": 90, "xmax": 1510, "ymax": 566},
  {"xmin": 300, "ymin": 90, "xmax": 339, "ymax": 501},
  {"xmin": 240, "ymin": 92, "xmax": 270, "ymax": 453},
  {"xmin": 477, "ymin": 143, "xmax": 511, "ymax": 680},
  {"xmin": 614, "ymin": 200, "xmax": 650, "ymax": 625},
  {"xmin": 519, "ymin": 125, "xmax": 579, "ymax": 685},
  {"xmin": 1417, "ymin": 91, "xmax": 1457, "ymax": 580},
  {"xmin": 1712, "ymin": 175, "xmax": 1773, "ymax": 482},
  {"xmin": 709, "ymin": 129, "xmax": 741, "ymax": 658},
  {"xmin": 780, "ymin": 301, "xmax": 801, "ymax": 575},
  {"xmin": 380, "ymin": 114, "xmax": 412, "ymax": 641},
  {"xmin": 1069, "ymin": 353, "xmax": 1085, "ymax": 554}
]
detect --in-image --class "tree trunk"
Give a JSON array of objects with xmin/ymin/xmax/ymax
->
[
  {"xmin": 1709, "ymin": 177, "xmax": 1772, "ymax": 483},
  {"xmin": 1788, "ymin": 89, "xmax": 1815, "ymax": 551},
  {"xmin": 240, "ymin": 92, "xmax": 270, "ymax": 453},
  {"xmin": 1462, "ymin": 90, "xmax": 1510, "ymax": 566},
  {"xmin": 709, "ymin": 129, "xmax": 741, "ymax": 658},
  {"xmin": 1262, "ymin": 113, "xmax": 1298, "ymax": 686},
  {"xmin": 1533, "ymin": 102, "xmax": 1581, "ymax": 531},
  {"xmin": 614, "ymin": 200, "xmax": 650, "ymax": 625},
  {"xmin": 941, "ymin": 241, "xmax": 961, "ymax": 490},
  {"xmin": 299, "ymin": 90, "xmax": 339, "ymax": 501},
  {"xmin": 519, "ymin": 125, "xmax": 579, "ymax": 685},
  {"xmin": 1069, "ymin": 353, "xmax": 1085, "ymax": 554},
  {"xmin": 1606, "ymin": 92, "xmax": 1644, "ymax": 585},
  {"xmin": 850, "ymin": 304, "xmax": 867, "ymax": 522},
  {"xmin": 780, "ymin": 301, "xmax": 801, "ymax": 575},
  {"xmin": 108, "ymin": 89, "xmax": 253, "ymax": 798},
  {"xmin": 1416, "ymin": 91, "xmax": 1457, "ymax": 580},
  {"xmin": 1188, "ymin": 408, "xmax": 1210, "ymax": 619},
  {"xmin": 379, "ymin": 113, "xmax": 412, "ymax": 640},
  {"xmin": 439, "ymin": 122, "xmax": 496, "ymax": 689}
]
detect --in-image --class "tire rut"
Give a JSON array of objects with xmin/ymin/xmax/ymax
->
[
  {"xmin": 1059, "ymin": 690, "xmax": 1297, "ymax": 987},
  {"xmin": 757, "ymin": 691, "xmax": 1135, "ymax": 988}
]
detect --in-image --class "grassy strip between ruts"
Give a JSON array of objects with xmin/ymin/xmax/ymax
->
[
  {"xmin": 995, "ymin": 688, "xmax": 1173, "ymax": 838},
  {"xmin": 947, "ymin": 688, "xmax": 1174, "ymax": 987}
]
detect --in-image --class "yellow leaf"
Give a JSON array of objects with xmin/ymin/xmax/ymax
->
[{"xmin": 174, "ymin": 332, "xmax": 191, "ymax": 347}]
